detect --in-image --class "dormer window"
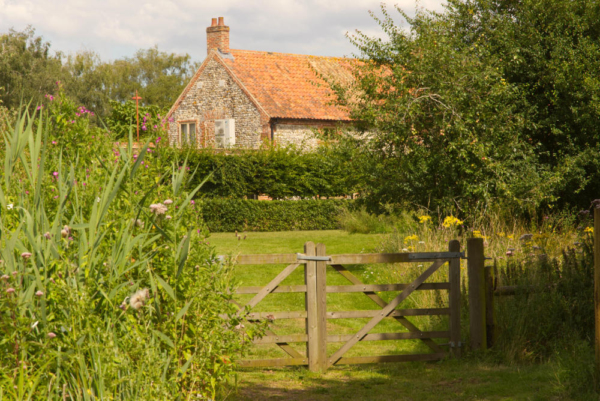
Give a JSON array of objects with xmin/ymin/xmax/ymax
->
[{"xmin": 180, "ymin": 122, "xmax": 196, "ymax": 145}]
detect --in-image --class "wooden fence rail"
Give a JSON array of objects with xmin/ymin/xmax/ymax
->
[{"xmin": 224, "ymin": 240, "xmax": 465, "ymax": 372}]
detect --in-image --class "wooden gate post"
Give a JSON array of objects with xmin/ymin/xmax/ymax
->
[
  {"xmin": 305, "ymin": 241, "xmax": 328, "ymax": 372},
  {"xmin": 484, "ymin": 264, "xmax": 496, "ymax": 348},
  {"xmin": 467, "ymin": 238, "xmax": 486, "ymax": 351},
  {"xmin": 315, "ymin": 243, "xmax": 328, "ymax": 372},
  {"xmin": 448, "ymin": 239, "xmax": 461, "ymax": 358},
  {"xmin": 594, "ymin": 207, "xmax": 600, "ymax": 391}
]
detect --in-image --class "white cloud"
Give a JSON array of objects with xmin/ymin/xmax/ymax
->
[{"xmin": 0, "ymin": 0, "xmax": 448, "ymax": 62}]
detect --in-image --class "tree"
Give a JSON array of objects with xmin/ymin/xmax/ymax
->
[
  {"xmin": 62, "ymin": 46, "xmax": 199, "ymax": 118},
  {"xmin": 0, "ymin": 26, "xmax": 63, "ymax": 108},
  {"xmin": 331, "ymin": 1, "xmax": 600, "ymax": 213}
]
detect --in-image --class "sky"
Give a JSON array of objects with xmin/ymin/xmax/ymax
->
[{"xmin": 0, "ymin": 0, "xmax": 447, "ymax": 63}]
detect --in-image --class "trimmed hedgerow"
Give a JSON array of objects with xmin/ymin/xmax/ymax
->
[
  {"xmin": 200, "ymin": 199, "xmax": 354, "ymax": 232},
  {"xmin": 161, "ymin": 145, "xmax": 358, "ymax": 200}
]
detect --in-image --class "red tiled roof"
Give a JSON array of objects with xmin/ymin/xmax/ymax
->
[{"xmin": 223, "ymin": 50, "xmax": 354, "ymax": 121}]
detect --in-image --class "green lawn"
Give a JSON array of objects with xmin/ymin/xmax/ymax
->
[{"xmin": 209, "ymin": 230, "xmax": 569, "ymax": 400}]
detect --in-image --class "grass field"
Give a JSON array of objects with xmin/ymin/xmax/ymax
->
[{"xmin": 209, "ymin": 230, "xmax": 570, "ymax": 400}]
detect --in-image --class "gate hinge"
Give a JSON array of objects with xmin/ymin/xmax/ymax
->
[{"xmin": 296, "ymin": 253, "xmax": 332, "ymax": 262}]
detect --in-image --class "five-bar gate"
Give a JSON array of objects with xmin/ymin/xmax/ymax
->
[{"xmin": 227, "ymin": 240, "xmax": 462, "ymax": 372}]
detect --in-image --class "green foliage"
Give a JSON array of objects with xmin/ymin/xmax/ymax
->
[
  {"xmin": 330, "ymin": 1, "xmax": 600, "ymax": 213},
  {"xmin": 336, "ymin": 206, "xmax": 418, "ymax": 234},
  {"xmin": 0, "ymin": 27, "xmax": 63, "ymax": 109},
  {"xmin": 200, "ymin": 199, "xmax": 351, "ymax": 232},
  {"xmin": 494, "ymin": 240, "xmax": 594, "ymax": 362},
  {"xmin": 164, "ymin": 145, "xmax": 357, "ymax": 199},
  {"xmin": 105, "ymin": 99, "xmax": 168, "ymax": 140},
  {"xmin": 62, "ymin": 46, "xmax": 198, "ymax": 118},
  {"xmin": 0, "ymin": 26, "xmax": 198, "ymax": 120},
  {"xmin": 0, "ymin": 108, "xmax": 261, "ymax": 399}
]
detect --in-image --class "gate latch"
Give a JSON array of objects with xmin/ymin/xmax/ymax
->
[{"xmin": 296, "ymin": 253, "xmax": 332, "ymax": 262}]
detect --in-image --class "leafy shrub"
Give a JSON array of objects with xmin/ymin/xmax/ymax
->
[
  {"xmin": 200, "ymin": 199, "xmax": 352, "ymax": 232},
  {"xmin": 161, "ymin": 145, "xmax": 357, "ymax": 200},
  {"xmin": 0, "ymin": 106, "xmax": 260, "ymax": 399},
  {"xmin": 105, "ymin": 99, "xmax": 168, "ymax": 140}
]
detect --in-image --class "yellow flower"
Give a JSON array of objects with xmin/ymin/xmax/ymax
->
[
  {"xmin": 585, "ymin": 227, "xmax": 594, "ymax": 234},
  {"xmin": 404, "ymin": 234, "xmax": 419, "ymax": 243},
  {"xmin": 442, "ymin": 216, "xmax": 464, "ymax": 228},
  {"xmin": 418, "ymin": 215, "xmax": 431, "ymax": 224},
  {"xmin": 473, "ymin": 230, "xmax": 482, "ymax": 237},
  {"xmin": 498, "ymin": 232, "xmax": 506, "ymax": 237},
  {"xmin": 507, "ymin": 234, "xmax": 514, "ymax": 240}
]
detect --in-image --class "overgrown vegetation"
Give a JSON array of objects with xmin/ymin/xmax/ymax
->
[{"xmin": 0, "ymin": 99, "xmax": 261, "ymax": 399}]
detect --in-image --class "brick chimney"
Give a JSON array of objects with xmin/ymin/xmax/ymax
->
[{"xmin": 207, "ymin": 17, "xmax": 230, "ymax": 54}]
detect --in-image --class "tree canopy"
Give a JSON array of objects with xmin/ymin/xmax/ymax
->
[
  {"xmin": 0, "ymin": 27, "xmax": 198, "ymax": 119},
  {"xmin": 331, "ymin": 0, "xmax": 600, "ymax": 213}
]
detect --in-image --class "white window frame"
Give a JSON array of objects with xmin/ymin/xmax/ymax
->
[{"xmin": 179, "ymin": 120, "xmax": 197, "ymax": 146}]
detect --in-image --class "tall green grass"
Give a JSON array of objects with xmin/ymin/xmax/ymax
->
[{"xmin": 0, "ymin": 105, "xmax": 259, "ymax": 400}]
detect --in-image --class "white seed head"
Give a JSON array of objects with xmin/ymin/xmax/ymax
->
[{"xmin": 129, "ymin": 288, "xmax": 150, "ymax": 310}]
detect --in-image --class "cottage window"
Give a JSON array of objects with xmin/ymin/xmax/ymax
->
[{"xmin": 180, "ymin": 122, "xmax": 196, "ymax": 145}]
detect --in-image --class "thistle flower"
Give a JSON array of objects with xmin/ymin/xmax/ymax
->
[
  {"xmin": 149, "ymin": 203, "xmax": 168, "ymax": 215},
  {"xmin": 132, "ymin": 219, "xmax": 144, "ymax": 228},
  {"xmin": 47, "ymin": 332, "xmax": 56, "ymax": 339},
  {"xmin": 35, "ymin": 290, "xmax": 44, "ymax": 297},
  {"xmin": 61, "ymin": 225, "xmax": 70, "ymax": 238},
  {"xmin": 21, "ymin": 252, "xmax": 32, "ymax": 260},
  {"xmin": 43, "ymin": 232, "xmax": 51, "ymax": 239},
  {"xmin": 6, "ymin": 288, "xmax": 15, "ymax": 293},
  {"xmin": 129, "ymin": 288, "xmax": 150, "ymax": 310}
]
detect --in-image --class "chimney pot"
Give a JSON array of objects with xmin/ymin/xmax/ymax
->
[
  {"xmin": 211, "ymin": 18, "xmax": 217, "ymax": 27},
  {"xmin": 218, "ymin": 17, "xmax": 224, "ymax": 26}
]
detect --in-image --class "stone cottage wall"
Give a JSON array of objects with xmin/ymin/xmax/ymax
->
[
  {"xmin": 168, "ymin": 58, "xmax": 265, "ymax": 149},
  {"xmin": 273, "ymin": 124, "xmax": 320, "ymax": 150}
]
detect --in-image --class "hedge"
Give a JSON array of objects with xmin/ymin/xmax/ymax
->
[
  {"xmin": 161, "ymin": 145, "xmax": 358, "ymax": 199},
  {"xmin": 200, "ymin": 199, "xmax": 353, "ymax": 232}
]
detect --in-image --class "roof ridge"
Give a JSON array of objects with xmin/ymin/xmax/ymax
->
[{"xmin": 229, "ymin": 48, "xmax": 353, "ymax": 60}]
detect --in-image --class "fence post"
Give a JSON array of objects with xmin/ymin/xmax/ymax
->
[
  {"xmin": 448, "ymin": 239, "xmax": 461, "ymax": 358},
  {"xmin": 304, "ymin": 241, "xmax": 321, "ymax": 372},
  {"xmin": 484, "ymin": 264, "xmax": 496, "ymax": 348},
  {"xmin": 315, "ymin": 243, "xmax": 328, "ymax": 372},
  {"xmin": 594, "ymin": 208, "xmax": 600, "ymax": 391},
  {"xmin": 467, "ymin": 237, "xmax": 486, "ymax": 351}
]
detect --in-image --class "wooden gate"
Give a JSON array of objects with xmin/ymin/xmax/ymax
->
[{"xmin": 227, "ymin": 240, "xmax": 462, "ymax": 372}]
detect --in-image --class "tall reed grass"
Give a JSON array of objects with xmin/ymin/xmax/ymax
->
[{"xmin": 0, "ymin": 105, "xmax": 259, "ymax": 400}]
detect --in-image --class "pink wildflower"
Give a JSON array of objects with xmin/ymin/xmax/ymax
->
[
  {"xmin": 6, "ymin": 288, "xmax": 15, "ymax": 294},
  {"xmin": 35, "ymin": 290, "xmax": 43, "ymax": 297},
  {"xmin": 47, "ymin": 332, "xmax": 56, "ymax": 339}
]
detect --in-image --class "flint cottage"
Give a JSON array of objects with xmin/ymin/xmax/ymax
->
[{"xmin": 166, "ymin": 17, "xmax": 355, "ymax": 149}]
